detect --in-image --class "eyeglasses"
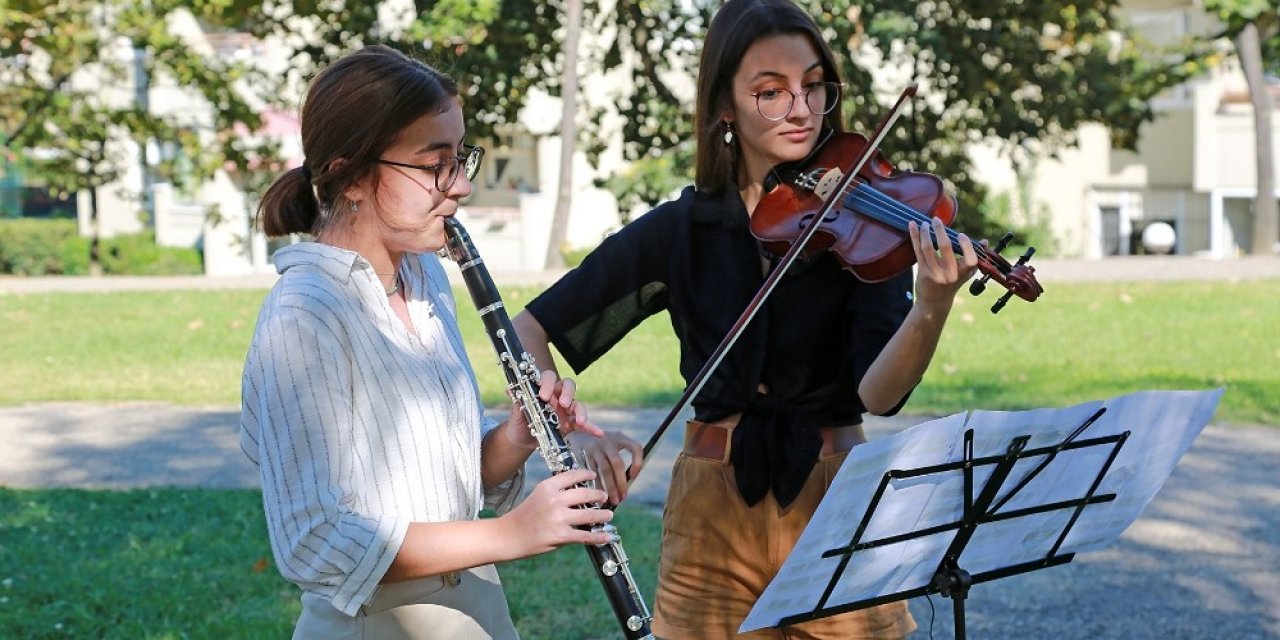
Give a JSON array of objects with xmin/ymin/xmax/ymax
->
[
  {"xmin": 749, "ymin": 81, "xmax": 843, "ymax": 122},
  {"xmin": 376, "ymin": 145, "xmax": 485, "ymax": 191}
]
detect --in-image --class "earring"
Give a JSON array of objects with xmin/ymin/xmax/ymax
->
[
  {"xmin": 351, "ymin": 201, "xmax": 359, "ymax": 212},
  {"xmin": 722, "ymin": 121, "xmax": 735, "ymax": 145}
]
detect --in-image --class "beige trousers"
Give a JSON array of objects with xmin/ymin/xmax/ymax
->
[{"xmin": 292, "ymin": 564, "xmax": 519, "ymax": 639}]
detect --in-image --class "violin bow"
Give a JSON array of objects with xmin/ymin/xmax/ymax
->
[{"xmin": 630, "ymin": 84, "xmax": 919, "ymax": 482}]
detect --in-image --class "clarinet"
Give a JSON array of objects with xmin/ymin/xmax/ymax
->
[{"xmin": 440, "ymin": 217, "xmax": 655, "ymax": 639}]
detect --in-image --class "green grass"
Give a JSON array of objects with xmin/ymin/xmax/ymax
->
[
  {"xmin": 0, "ymin": 488, "xmax": 660, "ymax": 640},
  {"xmin": 1, "ymin": 279, "xmax": 1276, "ymax": 423}
]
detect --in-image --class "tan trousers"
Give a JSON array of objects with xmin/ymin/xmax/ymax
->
[
  {"xmin": 651, "ymin": 450, "xmax": 916, "ymax": 639},
  {"xmin": 292, "ymin": 564, "xmax": 518, "ymax": 639}
]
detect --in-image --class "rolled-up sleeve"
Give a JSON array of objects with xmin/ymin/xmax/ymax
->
[{"xmin": 243, "ymin": 312, "xmax": 407, "ymax": 616}]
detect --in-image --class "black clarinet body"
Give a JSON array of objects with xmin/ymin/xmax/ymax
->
[{"xmin": 441, "ymin": 217, "xmax": 654, "ymax": 639}]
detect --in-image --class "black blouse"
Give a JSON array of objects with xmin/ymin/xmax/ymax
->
[{"xmin": 525, "ymin": 186, "xmax": 915, "ymax": 507}]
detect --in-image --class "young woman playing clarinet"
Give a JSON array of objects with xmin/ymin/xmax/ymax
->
[{"xmin": 241, "ymin": 44, "xmax": 620, "ymax": 639}]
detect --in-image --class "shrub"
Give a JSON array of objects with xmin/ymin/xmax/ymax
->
[
  {"xmin": 0, "ymin": 220, "xmax": 203, "ymax": 276},
  {"xmin": 100, "ymin": 232, "xmax": 203, "ymax": 276},
  {"xmin": 0, "ymin": 218, "xmax": 90, "ymax": 275}
]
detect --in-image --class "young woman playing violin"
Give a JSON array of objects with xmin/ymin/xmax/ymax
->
[{"xmin": 513, "ymin": 0, "xmax": 980, "ymax": 637}]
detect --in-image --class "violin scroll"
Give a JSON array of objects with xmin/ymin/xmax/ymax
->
[{"xmin": 968, "ymin": 232, "xmax": 1043, "ymax": 314}]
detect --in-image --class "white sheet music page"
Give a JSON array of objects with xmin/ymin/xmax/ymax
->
[{"xmin": 739, "ymin": 388, "xmax": 1224, "ymax": 633}]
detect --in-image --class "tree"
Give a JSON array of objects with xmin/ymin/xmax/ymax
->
[
  {"xmin": 227, "ymin": 0, "xmax": 574, "ymax": 147},
  {"xmin": 1205, "ymin": 0, "xmax": 1279, "ymax": 255},
  {"xmin": 0, "ymin": 0, "xmax": 275, "ymax": 273},
  {"xmin": 594, "ymin": 0, "xmax": 1202, "ymax": 243},
  {"xmin": 546, "ymin": 0, "xmax": 584, "ymax": 269}
]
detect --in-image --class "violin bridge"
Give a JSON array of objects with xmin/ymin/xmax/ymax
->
[{"xmin": 813, "ymin": 167, "xmax": 844, "ymax": 200}]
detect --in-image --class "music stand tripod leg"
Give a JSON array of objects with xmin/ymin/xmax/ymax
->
[{"xmin": 932, "ymin": 562, "xmax": 973, "ymax": 640}]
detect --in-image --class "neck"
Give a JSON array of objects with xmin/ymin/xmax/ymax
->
[
  {"xmin": 317, "ymin": 220, "xmax": 401, "ymax": 293},
  {"xmin": 737, "ymin": 159, "xmax": 773, "ymax": 215}
]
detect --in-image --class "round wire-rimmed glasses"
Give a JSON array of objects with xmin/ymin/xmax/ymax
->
[
  {"xmin": 376, "ymin": 145, "xmax": 485, "ymax": 191},
  {"xmin": 749, "ymin": 81, "xmax": 843, "ymax": 121}
]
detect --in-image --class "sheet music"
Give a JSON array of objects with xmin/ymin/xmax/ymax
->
[{"xmin": 740, "ymin": 388, "xmax": 1224, "ymax": 633}]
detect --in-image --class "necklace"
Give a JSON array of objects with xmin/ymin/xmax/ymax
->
[{"xmin": 377, "ymin": 272, "xmax": 400, "ymax": 296}]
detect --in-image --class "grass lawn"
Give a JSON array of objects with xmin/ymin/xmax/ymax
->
[
  {"xmin": 0, "ymin": 279, "xmax": 1276, "ymax": 423},
  {"xmin": 0, "ymin": 488, "xmax": 660, "ymax": 639}
]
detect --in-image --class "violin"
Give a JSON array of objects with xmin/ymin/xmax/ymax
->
[{"xmin": 752, "ymin": 129, "xmax": 1044, "ymax": 313}]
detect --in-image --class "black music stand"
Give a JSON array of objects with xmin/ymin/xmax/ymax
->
[{"xmin": 777, "ymin": 407, "xmax": 1127, "ymax": 640}]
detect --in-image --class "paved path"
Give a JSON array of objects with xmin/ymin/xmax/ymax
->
[{"xmin": 1, "ymin": 402, "xmax": 1277, "ymax": 639}]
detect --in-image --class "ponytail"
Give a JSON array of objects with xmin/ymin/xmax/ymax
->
[{"xmin": 258, "ymin": 167, "xmax": 321, "ymax": 236}]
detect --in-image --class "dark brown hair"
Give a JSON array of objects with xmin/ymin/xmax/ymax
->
[
  {"xmin": 258, "ymin": 45, "xmax": 459, "ymax": 236},
  {"xmin": 693, "ymin": 0, "xmax": 846, "ymax": 195}
]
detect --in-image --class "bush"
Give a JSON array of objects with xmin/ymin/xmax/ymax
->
[
  {"xmin": 100, "ymin": 232, "xmax": 203, "ymax": 276},
  {"xmin": 0, "ymin": 218, "xmax": 90, "ymax": 275},
  {"xmin": 0, "ymin": 220, "xmax": 203, "ymax": 276}
]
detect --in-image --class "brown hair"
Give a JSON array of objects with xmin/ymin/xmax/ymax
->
[
  {"xmin": 693, "ymin": 0, "xmax": 846, "ymax": 196},
  {"xmin": 258, "ymin": 45, "xmax": 459, "ymax": 236}
]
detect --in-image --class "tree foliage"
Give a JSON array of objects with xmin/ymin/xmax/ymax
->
[
  {"xmin": 0, "ymin": 0, "xmax": 273, "ymax": 195},
  {"xmin": 1203, "ymin": 0, "xmax": 1280, "ymax": 63},
  {"xmin": 1, "ymin": 1, "xmax": 1210, "ymax": 253},
  {"xmin": 596, "ymin": 0, "xmax": 1204, "ymax": 240},
  {"xmin": 225, "ymin": 0, "xmax": 572, "ymax": 144}
]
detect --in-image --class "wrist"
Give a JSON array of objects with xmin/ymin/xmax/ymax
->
[
  {"xmin": 910, "ymin": 295, "xmax": 954, "ymax": 324},
  {"xmin": 502, "ymin": 419, "xmax": 540, "ymax": 451},
  {"xmin": 484, "ymin": 515, "xmax": 526, "ymax": 563}
]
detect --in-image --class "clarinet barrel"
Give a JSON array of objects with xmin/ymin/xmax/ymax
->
[{"xmin": 441, "ymin": 218, "xmax": 654, "ymax": 639}]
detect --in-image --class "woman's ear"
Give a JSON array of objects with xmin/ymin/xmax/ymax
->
[{"xmin": 330, "ymin": 158, "xmax": 369, "ymax": 207}]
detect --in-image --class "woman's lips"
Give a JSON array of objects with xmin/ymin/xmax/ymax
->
[{"xmin": 781, "ymin": 127, "xmax": 812, "ymax": 143}]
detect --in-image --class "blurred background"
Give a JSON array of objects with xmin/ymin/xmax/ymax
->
[{"xmin": 1, "ymin": 0, "xmax": 1277, "ymax": 281}]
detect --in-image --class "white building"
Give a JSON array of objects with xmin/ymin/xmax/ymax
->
[{"xmin": 974, "ymin": 0, "xmax": 1279, "ymax": 258}]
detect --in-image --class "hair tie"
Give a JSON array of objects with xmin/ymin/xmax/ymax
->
[{"xmin": 300, "ymin": 165, "xmax": 313, "ymax": 182}]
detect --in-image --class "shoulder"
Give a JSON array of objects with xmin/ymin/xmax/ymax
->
[
  {"xmin": 254, "ymin": 269, "xmax": 359, "ymax": 346},
  {"xmin": 611, "ymin": 185, "xmax": 732, "ymax": 241}
]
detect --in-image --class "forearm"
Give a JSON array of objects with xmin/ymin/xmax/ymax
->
[
  {"xmin": 513, "ymin": 311, "xmax": 561, "ymax": 377},
  {"xmin": 858, "ymin": 299, "xmax": 953, "ymax": 415},
  {"xmin": 480, "ymin": 419, "xmax": 537, "ymax": 489},
  {"xmin": 382, "ymin": 518, "xmax": 521, "ymax": 583}
]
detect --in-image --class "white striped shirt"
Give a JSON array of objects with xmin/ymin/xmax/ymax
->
[{"xmin": 240, "ymin": 242, "xmax": 522, "ymax": 617}]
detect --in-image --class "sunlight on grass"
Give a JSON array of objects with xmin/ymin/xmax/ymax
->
[{"xmin": 1, "ymin": 279, "xmax": 1276, "ymax": 423}]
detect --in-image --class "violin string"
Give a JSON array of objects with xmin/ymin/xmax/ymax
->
[
  {"xmin": 850, "ymin": 183, "xmax": 994, "ymax": 261},
  {"xmin": 838, "ymin": 179, "xmax": 1003, "ymax": 265}
]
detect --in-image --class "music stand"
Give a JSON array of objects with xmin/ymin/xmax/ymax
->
[
  {"xmin": 738, "ymin": 388, "xmax": 1223, "ymax": 638},
  {"xmin": 783, "ymin": 408, "xmax": 1121, "ymax": 639}
]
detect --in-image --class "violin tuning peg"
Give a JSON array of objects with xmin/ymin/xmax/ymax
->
[
  {"xmin": 993, "ymin": 232, "xmax": 1014, "ymax": 254},
  {"xmin": 990, "ymin": 290, "xmax": 1014, "ymax": 314},
  {"xmin": 969, "ymin": 275, "xmax": 989, "ymax": 296},
  {"xmin": 1017, "ymin": 246, "xmax": 1036, "ymax": 265}
]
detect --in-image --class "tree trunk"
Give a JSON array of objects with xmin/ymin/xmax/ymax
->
[
  {"xmin": 1236, "ymin": 21, "xmax": 1278, "ymax": 255},
  {"xmin": 545, "ymin": 0, "xmax": 583, "ymax": 270},
  {"xmin": 89, "ymin": 185, "xmax": 103, "ymax": 277}
]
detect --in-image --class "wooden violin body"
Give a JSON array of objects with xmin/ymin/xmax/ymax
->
[{"xmin": 751, "ymin": 131, "xmax": 1042, "ymax": 312}]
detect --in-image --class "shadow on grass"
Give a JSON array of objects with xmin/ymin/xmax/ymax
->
[{"xmin": 0, "ymin": 404, "xmax": 256, "ymax": 489}]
